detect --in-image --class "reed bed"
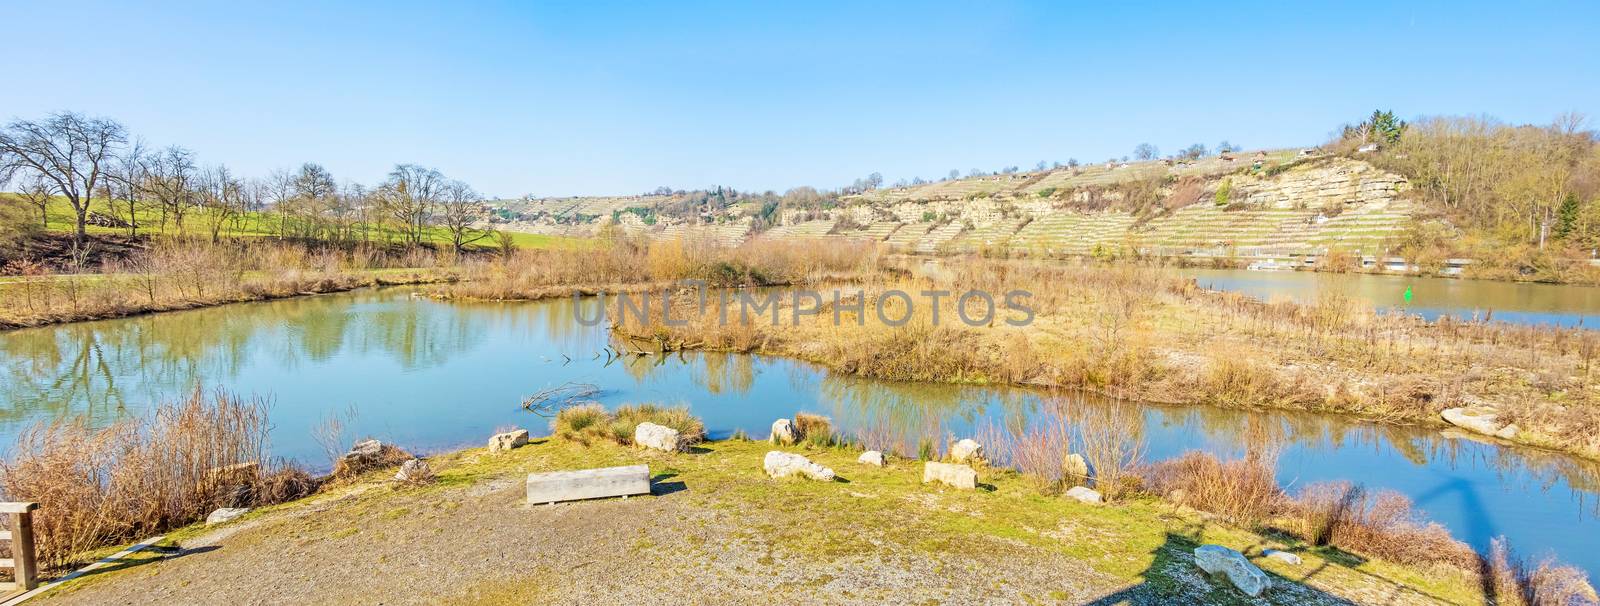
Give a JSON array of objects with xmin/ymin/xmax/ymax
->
[{"xmin": 0, "ymin": 389, "xmax": 315, "ymax": 569}]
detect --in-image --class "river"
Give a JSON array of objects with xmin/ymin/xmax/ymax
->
[
  {"xmin": 0, "ymin": 287, "xmax": 1597, "ymax": 576},
  {"xmin": 1176, "ymin": 268, "xmax": 1600, "ymax": 327}
]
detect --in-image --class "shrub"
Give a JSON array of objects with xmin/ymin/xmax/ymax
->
[
  {"xmin": 1142, "ymin": 450, "xmax": 1283, "ymax": 528},
  {"xmin": 552, "ymin": 403, "xmax": 706, "ymax": 448},
  {"xmin": 1487, "ymin": 537, "xmax": 1598, "ymax": 606},
  {"xmin": 793, "ymin": 413, "xmax": 837, "ymax": 447},
  {"xmin": 1292, "ymin": 481, "xmax": 1473, "ymax": 567},
  {"xmin": 0, "ymin": 389, "xmax": 307, "ymax": 569}
]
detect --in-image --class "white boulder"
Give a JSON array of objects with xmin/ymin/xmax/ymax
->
[
  {"xmin": 394, "ymin": 458, "xmax": 432, "ymax": 483},
  {"xmin": 764, "ymin": 451, "xmax": 835, "ymax": 481},
  {"xmin": 634, "ymin": 422, "xmax": 681, "ymax": 452},
  {"xmin": 770, "ymin": 418, "xmax": 798, "ymax": 445},
  {"xmin": 487, "ymin": 428, "xmax": 530, "ymax": 453},
  {"xmin": 206, "ymin": 507, "xmax": 250, "ymax": 526},
  {"xmin": 922, "ymin": 462, "xmax": 977, "ymax": 490},
  {"xmin": 858, "ymin": 450, "xmax": 886, "ymax": 467},
  {"xmin": 1064, "ymin": 485, "xmax": 1103, "ymax": 504},
  {"xmin": 1263, "ymin": 549, "xmax": 1302, "ymax": 566},
  {"xmin": 1194, "ymin": 544, "xmax": 1272, "ymax": 597},
  {"xmin": 1063, "ymin": 452, "xmax": 1090, "ymax": 481},
  {"xmin": 1441, "ymin": 407, "xmax": 1519, "ymax": 440},
  {"xmin": 949, "ymin": 439, "xmax": 984, "ymax": 464}
]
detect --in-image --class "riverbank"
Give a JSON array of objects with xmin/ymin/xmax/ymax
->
[
  {"xmin": 598, "ymin": 257, "xmax": 1600, "ymax": 463},
  {"xmin": 35, "ymin": 437, "xmax": 1490, "ymax": 605}
]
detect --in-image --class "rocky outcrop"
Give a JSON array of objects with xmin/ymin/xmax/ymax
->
[
  {"xmin": 487, "ymin": 429, "xmax": 530, "ymax": 453},
  {"xmin": 922, "ymin": 462, "xmax": 976, "ymax": 490},
  {"xmin": 949, "ymin": 439, "xmax": 983, "ymax": 464},
  {"xmin": 1194, "ymin": 544, "xmax": 1272, "ymax": 597},
  {"xmin": 634, "ymin": 422, "xmax": 681, "ymax": 452},
  {"xmin": 1441, "ymin": 407, "xmax": 1519, "ymax": 440},
  {"xmin": 858, "ymin": 451, "xmax": 886, "ymax": 467},
  {"xmin": 1064, "ymin": 486, "xmax": 1102, "ymax": 504},
  {"xmin": 764, "ymin": 451, "xmax": 835, "ymax": 481}
]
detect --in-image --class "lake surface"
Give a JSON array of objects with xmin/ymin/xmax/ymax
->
[
  {"xmin": 1176, "ymin": 268, "xmax": 1600, "ymax": 327},
  {"xmin": 1, "ymin": 287, "xmax": 1597, "ymax": 576}
]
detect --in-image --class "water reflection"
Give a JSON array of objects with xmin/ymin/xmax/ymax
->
[{"xmin": 0, "ymin": 287, "xmax": 1596, "ymax": 575}]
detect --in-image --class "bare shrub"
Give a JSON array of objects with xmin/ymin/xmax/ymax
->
[
  {"xmin": 0, "ymin": 389, "xmax": 307, "ymax": 569},
  {"xmin": 793, "ymin": 412, "xmax": 837, "ymax": 447},
  {"xmin": 1074, "ymin": 400, "xmax": 1146, "ymax": 501},
  {"xmin": 1143, "ymin": 450, "xmax": 1284, "ymax": 527},
  {"xmin": 1487, "ymin": 537, "xmax": 1599, "ymax": 606},
  {"xmin": 1293, "ymin": 481, "xmax": 1474, "ymax": 567},
  {"xmin": 975, "ymin": 404, "xmax": 1074, "ymax": 494}
]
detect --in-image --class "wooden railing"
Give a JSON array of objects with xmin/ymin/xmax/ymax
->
[{"xmin": 0, "ymin": 503, "xmax": 37, "ymax": 595}]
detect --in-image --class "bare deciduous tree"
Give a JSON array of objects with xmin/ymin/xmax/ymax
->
[
  {"xmin": 0, "ymin": 112, "xmax": 128, "ymax": 241},
  {"xmin": 438, "ymin": 180, "xmax": 488, "ymax": 251},
  {"xmin": 377, "ymin": 164, "xmax": 447, "ymax": 246}
]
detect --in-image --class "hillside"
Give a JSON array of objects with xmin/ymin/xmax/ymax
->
[{"xmin": 494, "ymin": 151, "xmax": 1420, "ymax": 263}]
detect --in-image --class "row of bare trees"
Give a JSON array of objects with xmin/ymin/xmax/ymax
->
[{"xmin": 0, "ymin": 111, "xmax": 493, "ymax": 250}]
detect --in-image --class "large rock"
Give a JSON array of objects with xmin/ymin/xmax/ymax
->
[
  {"xmin": 1064, "ymin": 485, "xmax": 1102, "ymax": 504},
  {"xmin": 487, "ymin": 429, "xmax": 530, "ymax": 453},
  {"xmin": 922, "ymin": 462, "xmax": 977, "ymax": 490},
  {"xmin": 763, "ymin": 451, "xmax": 835, "ymax": 481},
  {"xmin": 206, "ymin": 507, "xmax": 250, "ymax": 526},
  {"xmin": 527, "ymin": 465, "xmax": 651, "ymax": 504},
  {"xmin": 394, "ymin": 458, "xmax": 432, "ymax": 483},
  {"xmin": 346, "ymin": 438, "xmax": 383, "ymax": 460},
  {"xmin": 1194, "ymin": 544, "xmax": 1272, "ymax": 597},
  {"xmin": 858, "ymin": 450, "xmax": 886, "ymax": 467},
  {"xmin": 949, "ymin": 438, "xmax": 984, "ymax": 464},
  {"xmin": 770, "ymin": 418, "xmax": 798, "ymax": 445},
  {"xmin": 1441, "ymin": 407, "xmax": 1519, "ymax": 440},
  {"xmin": 1062, "ymin": 453, "xmax": 1090, "ymax": 481},
  {"xmin": 634, "ymin": 422, "xmax": 681, "ymax": 452},
  {"xmin": 1263, "ymin": 549, "xmax": 1302, "ymax": 566}
]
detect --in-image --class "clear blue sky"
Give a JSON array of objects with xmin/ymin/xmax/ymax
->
[{"xmin": 4, "ymin": 1, "xmax": 1596, "ymax": 197}]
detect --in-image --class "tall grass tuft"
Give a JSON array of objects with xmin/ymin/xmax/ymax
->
[
  {"xmin": 793, "ymin": 412, "xmax": 838, "ymax": 447},
  {"xmin": 0, "ymin": 389, "xmax": 312, "ymax": 569},
  {"xmin": 551, "ymin": 403, "xmax": 705, "ymax": 448},
  {"xmin": 1487, "ymin": 537, "xmax": 1599, "ymax": 606},
  {"xmin": 1292, "ymin": 481, "xmax": 1473, "ymax": 568},
  {"xmin": 1142, "ymin": 449, "xmax": 1283, "ymax": 528}
]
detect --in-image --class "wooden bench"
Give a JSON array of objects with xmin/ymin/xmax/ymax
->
[{"xmin": 0, "ymin": 502, "xmax": 38, "ymax": 596}]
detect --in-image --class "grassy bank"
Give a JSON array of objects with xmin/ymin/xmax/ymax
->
[{"xmin": 35, "ymin": 434, "xmax": 1508, "ymax": 605}]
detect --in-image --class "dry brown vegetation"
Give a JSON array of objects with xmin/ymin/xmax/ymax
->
[
  {"xmin": 0, "ymin": 238, "xmax": 456, "ymax": 329},
  {"xmin": 550, "ymin": 402, "xmax": 707, "ymax": 448},
  {"xmin": 0, "ymin": 389, "xmax": 315, "ymax": 569},
  {"xmin": 609, "ymin": 251, "xmax": 1600, "ymax": 460}
]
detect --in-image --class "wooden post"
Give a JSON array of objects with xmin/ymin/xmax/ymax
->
[{"xmin": 0, "ymin": 502, "xmax": 38, "ymax": 593}]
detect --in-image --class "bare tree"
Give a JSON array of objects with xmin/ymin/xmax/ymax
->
[
  {"xmin": 198, "ymin": 165, "xmax": 245, "ymax": 243},
  {"xmin": 141, "ymin": 146, "xmax": 200, "ymax": 233},
  {"xmin": 15, "ymin": 175, "xmax": 53, "ymax": 229},
  {"xmin": 437, "ymin": 180, "xmax": 489, "ymax": 251},
  {"xmin": 105, "ymin": 141, "xmax": 147, "ymax": 236},
  {"xmin": 1133, "ymin": 143, "xmax": 1158, "ymax": 161},
  {"xmin": 0, "ymin": 112, "xmax": 128, "ymax": 241},
  {"xmin": 377, "ymin": 164, "xmax": 447, "ymax": 245}
]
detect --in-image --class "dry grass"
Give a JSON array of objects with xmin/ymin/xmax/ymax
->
[
  {"xmin": 1487, "ymin": 537, "xmax": 1599, "ymax": 606},
  {"xmin": 792, "ymin": 412, "xmax": 838, "ymax": 447},
  {"xmin": 550, "ymin": 403, "xmax": 705, "ymax": 449},
  {"xmin": 0, "ymin": 389, "xmax": 313, "ymax": 569},
  {"xmin": 0, "ymin": 238, "xmax": 453, "ymax": 329},
  {"xmin": 1142, "ymin": 450, "xmax": 1284, "ymax": 528},
  {"xmin": 1291, "ymin": 481, "xmax": 1474, "ymax": 568},
  {"xmin": 975, "ymin": 405, "xmax": 1075, "ymax": 494}
]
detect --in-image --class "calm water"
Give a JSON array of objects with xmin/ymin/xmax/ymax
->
[
  {"xmin": 1, "ymin": 288, "xmax": 1597, "ymax": 575},
  {"xmin": 1177, "ymin": 268, "xmax": 1600, "ymax": 327}
]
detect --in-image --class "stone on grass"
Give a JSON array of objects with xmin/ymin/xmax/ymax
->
[
  {"xmin": 922, "ymin": 462, "xmax": 976, "ymax": 490},
  {"xmin": 526, "ymin": 465, "xmax": 651, "ymax": 504},
  {"xmin": 764, "ymin": 451, "xmax": 835, "ymax": 481},
  {"xmin": 858, "ymin": 450, "xmax": 886, "ymax": 467},
  {"xmin": 394, "ymin": 458, "xmax": 432, "ymax": 483},
  {"xmin": 1063, "ymin": 453, "xmax": 1090, "ymax": 481},
  {"xmin": 949, "ymin": 438, "xmax": 984, "ymax": 464},
  {"xmin": 1064, "ymin": 485, "xmax": 1103, "ymax": 504},
  {"xmin": 634, "ymin": 422, "xmax": 681, "ymax": 452},
  {"xmin": 346, "ymin": 439, "xmax": 383, "ymax": 459},
  {"xmin": 1441, "ymin": 407, "xmax": 1519, "ymax": 440},
  {"xmin": 770, "ymin": 418, "xmax": 798, "ymax": 445},
  {"xmin": 1194, "ymin": 544, "xmax": 1272, "ymax": 597},
  {"xmin": 487, "ymin": 429, "xmax": 530, "ymax": 453},
  {"xmin": 1263, "ymin": 549, "xmax": 1302, "ymax": 566},
  {"xmin": 206, "ymin": 507, "xmax": 250, "ymax": 526}
]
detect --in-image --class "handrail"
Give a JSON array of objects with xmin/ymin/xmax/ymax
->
[{"xmin": 0, "ymin": 502, "xmax": 38, "ymax": 595}]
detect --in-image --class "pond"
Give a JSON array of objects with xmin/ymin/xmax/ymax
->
[
  {"xmin": 0, "ymin": 287, "xmax": 1596, "ymax": 576},
  {"xmin": 1175, "ymin": 268, "xmax": 1600, "ymax": 327}
]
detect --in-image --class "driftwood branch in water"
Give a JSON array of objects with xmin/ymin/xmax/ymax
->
[{"xmin": 521, "ymin": 382, "xmax": 600, "ymax": 417}]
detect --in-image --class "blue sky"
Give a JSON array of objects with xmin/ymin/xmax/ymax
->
[{"xmin": 4, "ymin": 1, "xmax": 1596, "ymax": 197}]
